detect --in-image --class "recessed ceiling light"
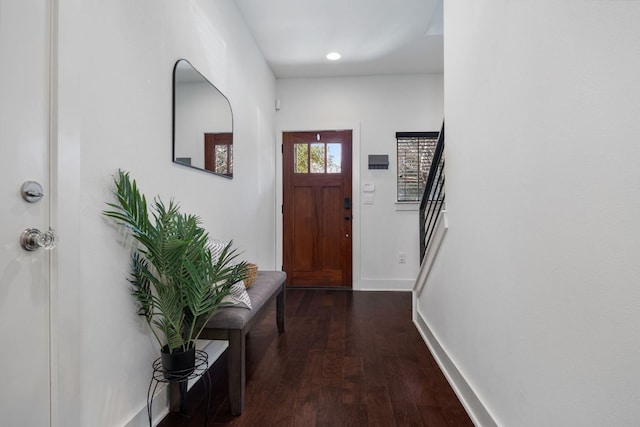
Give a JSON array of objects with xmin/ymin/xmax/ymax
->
[{"xmin": 326, "ymin": 52, "xmax": 341, "ymax": 61}]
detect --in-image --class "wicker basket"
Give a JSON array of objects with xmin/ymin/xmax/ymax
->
[{"xmin": 243, "ymin": 263, "xmax": 258, "ymax": 288}]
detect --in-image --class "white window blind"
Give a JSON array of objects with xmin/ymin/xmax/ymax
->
[{"xmin": 396, "ymin": 132, "xmax": 439, "ymax": 202}]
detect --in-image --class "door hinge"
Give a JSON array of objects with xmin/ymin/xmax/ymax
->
[
  {"xmin": 281, "ymin": 144, "xmax": 284, "ymax": 153},
  {"xmin": 281, "ymin": 204, "xmax": 284, "ymax": 214}
]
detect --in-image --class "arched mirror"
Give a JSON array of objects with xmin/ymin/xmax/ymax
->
[{"xmin": 172, "ymin": 59, "xmax": 233, "ymax": 178}]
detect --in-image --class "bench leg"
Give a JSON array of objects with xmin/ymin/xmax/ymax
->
[
  {"xmin": 228, "ymin": 329, "xmax": 245, "ymax": 415},
  {"xmin": 276, "ymin": 287, "xmax": 285, "ymax": 333}
]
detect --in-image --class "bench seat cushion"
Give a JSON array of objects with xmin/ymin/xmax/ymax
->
[{"xmin": 205, "ymin": 271, "xmax": 286, "ymax": 330}]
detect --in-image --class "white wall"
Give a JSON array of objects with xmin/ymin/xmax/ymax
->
[
  {"xmin": 54, "ymin": 1, "xmax": 276, "ymax": 425},
  {"xmin": 276, "ymin": 75, "xmax": 443, "ymax": 290},
  {"xmin": 417, "ymin": 2, "xmax": 640, "ymax": 426}
]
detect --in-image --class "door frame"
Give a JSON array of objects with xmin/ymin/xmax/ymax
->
[
  {"xmin": 47, "ymin": 0, "xmax": 83, "ymax": 424},
  {"xmin": 275, "ymin": 122, "xmax": 361, "ymax": 290},
  {"xmin": 48, "ymin": 0, "xmax": 62, "ymax": 424}
]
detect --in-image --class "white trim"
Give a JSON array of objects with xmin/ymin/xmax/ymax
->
[
  {"xmin": 53, "ymin": 8, "xmax": 83, "ymax": 423},
  {"xmin": 413, "ymin": 310, "xmax": 499, "ymax": 427},
  {"xmin": 124, "ymin": 340, "xmax": 228, "ymax": 427},
  {"xmin": 48, "ymin": 0, "xmax": 59, "ymax": 425},
  {"xmin": 124, "ymin": 386, "xmax": 170, "ymax": 427},
  {"xmin": 275, "ymin": 122, "xmax": 362, "ymax": 289},
  {"xmin": 358, "ymin": 279, "xmax": 415, "ymax": 291},
  {"xmin": 412, "ymin": 209, "xmax": 497, "ymax": 426},
  {"xmin": 394, "ymin": 202, "xmax": 420, "ymax": 211},
  {"xmin": 414, "ymin": 210, "xmax": 448, "ymax": 296}
]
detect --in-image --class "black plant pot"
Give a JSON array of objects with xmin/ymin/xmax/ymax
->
[{"xmin": 160, "ymin": 343, "xmax": 196, "ymax": 380}]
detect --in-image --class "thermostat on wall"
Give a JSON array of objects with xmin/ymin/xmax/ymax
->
[{"xmin": 362, "ymin": 183, "xmax": 376, "ymax": 192}]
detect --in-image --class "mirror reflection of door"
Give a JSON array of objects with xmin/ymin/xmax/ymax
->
[
  {"xmin": 204, "ymin": 132, "xmax": 233, "ymax": 176},
  {"xmin": 283, "ymin": 130, "xmax": 353, "ymax": 287}
]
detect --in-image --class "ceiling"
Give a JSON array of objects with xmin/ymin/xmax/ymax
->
[{"xmin": 232, "ymin": 0, "xmax": 443, "ymax": 79}]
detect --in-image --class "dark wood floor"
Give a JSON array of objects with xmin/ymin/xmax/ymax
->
[{"xmin": 158, "ymin": 289, "xmax": 473, "ymax": 427}]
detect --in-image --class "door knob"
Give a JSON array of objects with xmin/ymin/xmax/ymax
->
[{"xmin": 20, "ymin": 228, "xmax": 57, "ymax": 251}]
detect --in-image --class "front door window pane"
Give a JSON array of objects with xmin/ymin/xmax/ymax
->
[
  {"xmin": 310, "ymin": 143, "xmax": 325, "ymax": 173},
  {"xmin": 327, "ymin": 143, "xmax": 341, "ymax": 173},
  {"xmin": 295, "ymin": 144, "xmax": 309, "ymax": 173},
  {"xmin": 215, "ymin": 145, "xmax": 228, "ymax": 174}
]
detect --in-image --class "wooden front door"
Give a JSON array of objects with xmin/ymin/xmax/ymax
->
[
  {"xmin": 283, "ymin": 130, "xmax": 352, "ymax": 287},
  {"xmin": 204, "ymin": 132, "xmax": 233, "ymax": 176}
]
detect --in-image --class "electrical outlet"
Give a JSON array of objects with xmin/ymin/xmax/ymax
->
[{"xmin": 398, "ymin": 252, "xmax": 406, "ymax": 264}]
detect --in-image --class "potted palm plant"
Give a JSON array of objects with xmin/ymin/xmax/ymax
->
[{"xmin": 103, "ymin": 170, "xmax": 245, "ymax": 378}]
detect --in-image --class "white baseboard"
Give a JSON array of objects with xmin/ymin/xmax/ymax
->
[
  {"xmin": 413, "ymin": 310, "xmax": 498, "ymax": 427},
  {"xmin": 124, "ymin": 385, "xmax": 170, "ymax": 427},
  {"xmin": 356, "ymin": 278, "xmax": 415, "ymax": 291},
  {"xmin": 124, "ymin": 340, "xmax": 228, "ymax": 427}
]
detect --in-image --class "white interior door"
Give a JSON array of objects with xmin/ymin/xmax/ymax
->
[{"xmin": 0, "ymin": 1, "xmax": 53, "ymax": 425}]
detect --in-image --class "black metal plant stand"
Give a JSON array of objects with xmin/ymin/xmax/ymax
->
[{"xmin": 147, "ymin": 349, "xmax": 211, "ymax": 427}]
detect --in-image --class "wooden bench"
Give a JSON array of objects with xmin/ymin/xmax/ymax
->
[{"xmin": 169, "ymin": 270, "xmax": 286, "ymax": 415}]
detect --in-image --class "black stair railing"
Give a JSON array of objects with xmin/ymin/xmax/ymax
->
[{"xmin": 419, "ymin": 122, "xmax": 445, "ymax": 263}]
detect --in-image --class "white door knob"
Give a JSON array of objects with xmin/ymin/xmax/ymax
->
[{"xmin": 20, "ymin": 228, "xmax": 56, "ymax": 251}]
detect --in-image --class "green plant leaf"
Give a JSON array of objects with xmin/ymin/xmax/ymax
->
[{"xmin": 103, "ymin": 170, "xmax": 247, "ymax": 353}]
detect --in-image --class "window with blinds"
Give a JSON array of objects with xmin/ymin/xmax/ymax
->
[{"xmin": 396, "ymin": 132, "xmax": 439, "ymax": 202}]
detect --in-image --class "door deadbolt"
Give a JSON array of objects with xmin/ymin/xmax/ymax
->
[
  {"xmin": 20, "ymin": 228, "xmax": 57, "ymax": 251},
  {"xmin": 21, "ymin": 181, "xmax": 45, "ymax": 203}
]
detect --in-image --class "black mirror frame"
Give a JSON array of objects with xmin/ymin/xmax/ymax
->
[{"xmin": 172, "ymin": 59, "xmax": 234, "ymax": 179}]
